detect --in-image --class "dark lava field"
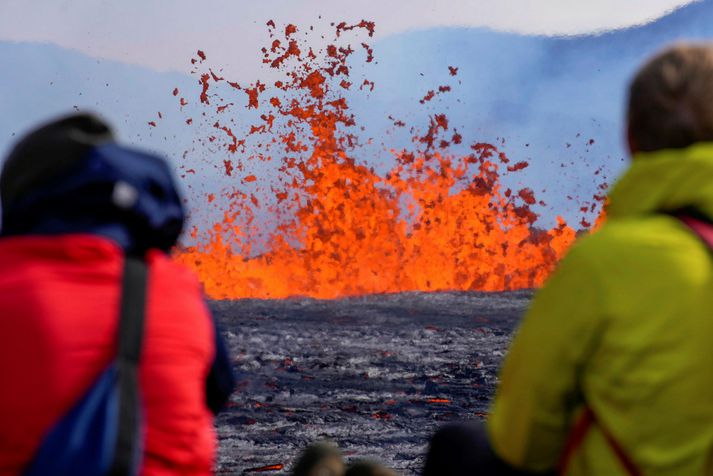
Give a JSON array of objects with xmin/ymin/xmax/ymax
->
[{"xmin": 211, "ymin": 290, "xmax": 533, "ymax": 475}]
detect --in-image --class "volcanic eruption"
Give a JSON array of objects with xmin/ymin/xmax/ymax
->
[{"xmin": 167, "ymin": 20, "xmax": 604, "ymax": 299}]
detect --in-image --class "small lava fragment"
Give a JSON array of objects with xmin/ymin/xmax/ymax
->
[{"xmin": 244, "ymin": 463, "xmax": 285, "ymax": 473}]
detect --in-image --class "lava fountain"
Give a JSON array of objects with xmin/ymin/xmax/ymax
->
[{"xmin": 168, "ymin": 21, "xmax": 602, "ymax": 299}]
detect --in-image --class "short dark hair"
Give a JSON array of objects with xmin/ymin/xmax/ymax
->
[{"xmin": 628, "ymin": 43, "xmax": 713, "ymax": 153}]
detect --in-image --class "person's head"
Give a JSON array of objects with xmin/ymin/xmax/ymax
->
[
  {"xmin": 627, "ymin": 43, "xmax": 713, "ymax": 156},
  {"xmin": 0, "ymin": 113, "xmax": 184, "ymax": 254},
  {"xmin": 292, "ymin": 441, "xmax": 345, "ymax": 476}
]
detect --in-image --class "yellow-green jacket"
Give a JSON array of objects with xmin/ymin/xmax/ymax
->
[{"xmin": 488, "ymin": 144, "xmax": 713, "ymax": 475}]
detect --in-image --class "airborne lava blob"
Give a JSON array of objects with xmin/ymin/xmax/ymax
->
[{"xmin": 171, "ymin": 21, "xmax": 595, "ymax": 299}]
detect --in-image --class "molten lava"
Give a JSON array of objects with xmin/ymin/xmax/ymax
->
[{"xmin": 171, "ymin": 21, "xmax": 599, "ymax": 299}]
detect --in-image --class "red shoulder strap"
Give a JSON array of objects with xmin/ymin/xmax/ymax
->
[
  {"xmin": 559, "ymin": 407, "xmax": 642, "ymax": 476},
  {"xmin": 678, "ymin": 215, "xmax": 713, "ymax": 249},
  {"xmin": 558, "ymin": 407, "xmax": 594, "ymax": 475}
]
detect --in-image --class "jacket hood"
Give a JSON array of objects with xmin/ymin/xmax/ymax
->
[
  {"xmin": 1, "ymin": 143, "xmax": 185, "ymax": 255},
  {"xmin": 1, "ymin": 113, "xmax": 185, "ymax": 254},
  {"xmin": 607, "ymin": 142, "xmax": 713, "ymax": 221}
]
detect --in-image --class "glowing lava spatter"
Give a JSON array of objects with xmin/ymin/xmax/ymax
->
[{"xmin": 172, "ymin": 20, "xmax": 595, "ymax": 299}]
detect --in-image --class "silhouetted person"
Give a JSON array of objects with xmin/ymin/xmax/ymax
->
[
  {"xmin": 0, "ymin": 113, "xmax": 234, "ymax": 475},
  {"xmin": 292, "ymin": 442, "xmax": 398, "ymax": 476},
  {"xmin": 292, "ymin": 442, "xmax": 345, "ymax": 476},
  {"xmin": 425, "ymin": 43, "xmax": 713, "ymax": 475}
]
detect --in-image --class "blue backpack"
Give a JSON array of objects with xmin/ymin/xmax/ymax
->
[{"xmin": 23, "ymin": 256, "xmax": 148, "ymax": 476}]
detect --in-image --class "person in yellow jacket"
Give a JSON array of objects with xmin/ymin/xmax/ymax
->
[{"xmin": 424, "ymin": 44, "xmax": 713, "ymax": 475}]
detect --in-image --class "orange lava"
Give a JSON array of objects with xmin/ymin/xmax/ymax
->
[
  {"xmin": 172, "ymin": 21, "xmax": 597, "ymax": 300},
  {"xmin": 245, "ymin": 463, "xmax": 285, "ymax": 472},
  {"xmin": 426, "ymin": 398, "xmax": 452, "ymax": 404}
]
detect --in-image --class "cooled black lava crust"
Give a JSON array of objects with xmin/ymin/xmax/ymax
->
[{"xmin": 212, "ymin": 290, "xmax": 532, "ymax": 475}]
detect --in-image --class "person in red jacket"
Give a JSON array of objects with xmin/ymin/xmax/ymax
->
[{"xmin": 0, "ymin": 114, "xmax": 234, "ymax": 475}]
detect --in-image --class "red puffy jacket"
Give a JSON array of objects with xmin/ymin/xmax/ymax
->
[{"xmin": 0, "ymin": 234, "xmax": 216, "ymax": 475}]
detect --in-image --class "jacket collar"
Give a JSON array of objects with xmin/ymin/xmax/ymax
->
[{"xmin": 607, "ymin": 142, "xmax": 713, "ymax": 221}]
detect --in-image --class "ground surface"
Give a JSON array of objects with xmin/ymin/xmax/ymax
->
[{"xmin": 212, "ymin": 290, "xmax": 532, "ymax": 475}]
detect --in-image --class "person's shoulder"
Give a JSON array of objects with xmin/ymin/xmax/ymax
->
[
  {"xmin": 146, "ymin": 250, "xmax": 205, "ymax": 293},
  {"xmin": 0, "ymin": 234, "xmax": 122, "ymax": 280},
  {"xmin": 144, "ymin": 251, "xmax": 212, "ymax": 328},
  {"xmin": 572, "ymin": 214, "xmax": 708, "ymax": 268},
  {"xmin": 588, "ymin": 214, "xmax": 699, "ymax": 247}
]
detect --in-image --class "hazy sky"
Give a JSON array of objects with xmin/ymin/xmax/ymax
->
[{"xmin": 0, "ymin": 0, "xmax": 700, "ymax": 80}]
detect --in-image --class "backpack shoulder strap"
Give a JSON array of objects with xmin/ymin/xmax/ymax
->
[
  {"xmin": 559, "ymin": 407, "xmax": 642, "ymax": 476},
  {"xmin": 558, "ymin": 407, "xmax": 595, "ymax": 473},
  {"xmin": 109, "ymin": 256, "xmax": 148, "ymax": 476},
  {"xmin": 677, "ymin": 215, "xmax": 713, "ymax": 249}
]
